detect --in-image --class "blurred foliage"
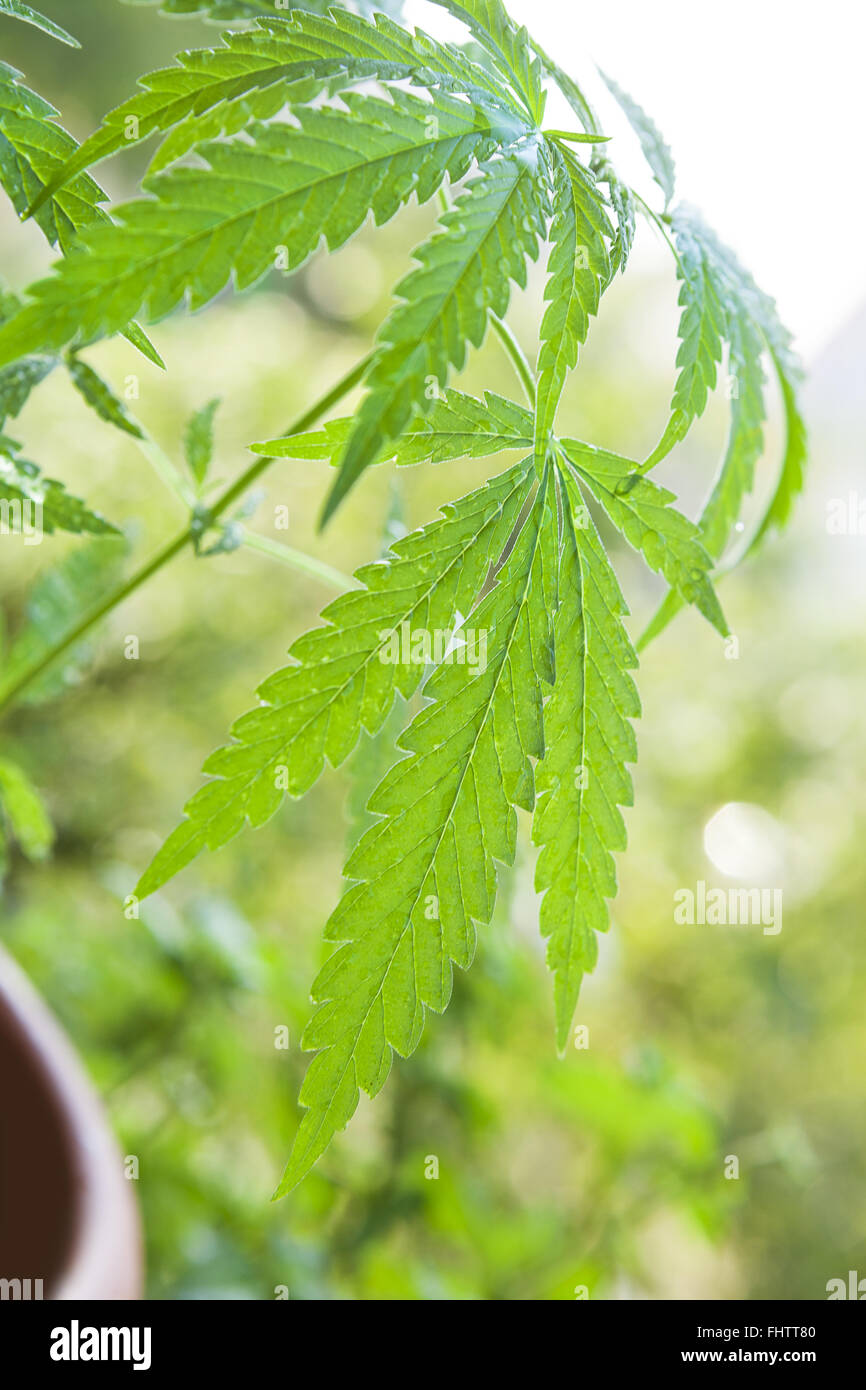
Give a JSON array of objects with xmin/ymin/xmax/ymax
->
[{"xmin": 0, "ymin": 0, "xmax": 864, "ymax": 1301}]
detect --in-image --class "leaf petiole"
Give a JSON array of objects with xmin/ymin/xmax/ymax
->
[{"xmin": 0, "ymin": 351, "xmax": 374, "ymax": 714}]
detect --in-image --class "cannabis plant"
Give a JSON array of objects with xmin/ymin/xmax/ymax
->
[{"xmin": 0, "ymin": 0, "xmax": 806, "ymax": 1196}]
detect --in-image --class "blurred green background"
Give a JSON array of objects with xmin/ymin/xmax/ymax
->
[{"xmin": 0, "ymin": 1, "xmax": 864, "ymax": 1300}]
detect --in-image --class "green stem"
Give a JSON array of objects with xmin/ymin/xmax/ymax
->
[
  {"xmin": 0, "ymin": 351, "xmax": 373, "ymax": 714},
  {"xmin": 543, "ymin": 129, "xmax": 610, "ymax": 145},
  {"xmin": 208, "ymin": 352, "xmax": 371, "ymax": 524},
  {"xmin": 490, "ymin": 314, "xmax": 536, "ymax": 407},
  {"xmin": 133, "ymin": 430, "xmax": 198, "ymax": 509},
  {"xmin": 240, "ymin": 529, "xmax": 353, "ymax": 591},
  {"xmin": 435, "ymin": 186, "xmax": 536, "ymax": 407},
  {"xmin": 631, "ymin": 187, "xmax": 683, "ymax": 273}
]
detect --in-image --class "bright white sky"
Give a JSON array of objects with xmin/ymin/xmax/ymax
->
[{"xmin": 408, "ymin": 0, "xmax": 866, "ymax": 361}]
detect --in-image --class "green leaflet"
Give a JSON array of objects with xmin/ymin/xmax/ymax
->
[
  {"xmin": 0, "ymin": 62, "xmax": 110, "ymax": 253},
  {"xmin": 429, "ymin": 0, "xmax": 544, "ymax": 121},
  {"xmin": 0, "ymin": 64, "xmax": 159, "ymax": 364},
  {"xmin": 529, "ymin": 36, "xmax": 635, "ymax": 276},
  {"xmin": 0, "ymin": 449, "xmax": 120, "ymax": 537},
  {"xmin": 0, "ymin": 88, "xmax": 510, "ymax": 371},
  {"xmin": 562, "ymin": 438, "xmax": 728, "ymax": 637},
  {"xmin": 591, "ymin": 151, "xmax": 635, "ymax": 278},
  {"xmin": 345, "ymin": 696, "xmax": 407, "ymax": 850},
  {"xmin": 599, "ymin": 69, "xmax": 676, "ymax": 209},
  {"xmin": 751, "ymin": 344, "xmax": 806, "ymax": 547},
  {"xmin": 639, "ymin": 313, "xmax": 765, "ymax": 650},
  {"xmin": 675, "ymin": 211, "xmax": 807, "ymax": 550},
  {"xmin": 184, "ymin": 398, "xmax": 220, "ymax": 488},
  {"xmin": 276, "ymin": 466, "xmax": 557, "ymax": 1195},
  {"xmin": 119, "ymin": 323, "xmax": 165, "ymax": 370},
  {"xmin": 254, "ymin": 387, "xmax": 535, "ymax": 468},
  {"xmin": 323, "ymin": 147, "xmax": 547, "ymax": 522},
  {"xmin": 533, "ymin": 476, "xmax": 639, "ymax": 1051},
  {"xmin": 0, "ymin": 0, "xmax": 79, "ymax": 47},
  {"xmin": 721, "ymin": 292, "xmax": 807, "ymax": 551},
  {"xmin": 639, "ymin": 210, "xmax": 806, "ymax": 648},
  {"xmin": 0, "ymin": 354, "xmax": 54, "ymax": 428},
  {"xmin": 123, "ymin": 0, "xmax": 287, "ymax": 19},
  {"xmin": 31, "ymin": 6, "xmax": 518, "ymax": 209},
  {"xmin": 0, "ymin": 756, "xmax": 54, "ymax": 864},
  {"xmin": 67, "ymin": 357, "xmax": 145, "ymax": 440},
  {"xmin": 124, "ymin": 0, "xmax": 407, "ymax": 19},
  {"xmin": 0, "ymin": 284, "xmax": 20, "ymax": 321},
  {"xmin": 534, "ymin": 142, "xmax": 612, "ymax": 473},
  {"xmin": 339, "ymin": 387, "xmax": 412, "ymax": 855},
  {"xmin": 696, "ymin": 313, "xmax": 766, "ymax": 560},
  {"xmin": 1, "ymin": 296, "xmax": 143, "ymax": 450},
  {"xmin": 645, "ymin": 204, "xmax": 729, "ymax": 467},
  {"xmin": 136, "ymin": 454, "xmax": 534, "ymax": 899}
]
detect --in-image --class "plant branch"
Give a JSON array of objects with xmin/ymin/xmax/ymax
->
[
  {"xmin": 630, "ymin": 187, "xmax": 682, "ymax": 270},
  {"xmin": 132, "ymin": 430, "xmax": 198, "ymax": 510},
  {"xmin": 490, "ymin": 313, "xmax": 536, "ymax": 406},
  {"xmin": 240, "ymin": 528, "xmax": 353, "ymax": 591},
  {"xmin": 435, "ymin": 186, "xmax": 536, "ymax": 409},
  {"xmin": 0, "ymin": 351, "xmax": 373, "ymax": 715}
]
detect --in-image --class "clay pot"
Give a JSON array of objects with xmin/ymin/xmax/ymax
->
[{"xmin": 0, "ymin": 944, "xmax": 142, "ymax": 1299}]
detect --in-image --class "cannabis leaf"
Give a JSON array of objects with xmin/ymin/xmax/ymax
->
[
  {"xmin": 532, "ymin": 474, "xmax": 639, "ymax": 1051},
  {"xmin": 276, "ymin": 466, "xmax": 557, "ymax": 1195},
  {"xmin": 0, "ymin": 0, "xmax": 806, "ymax": 1200},
  {"xmin": 136, "ymin": 449, "xmax": 534, "ymax": 898}
]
